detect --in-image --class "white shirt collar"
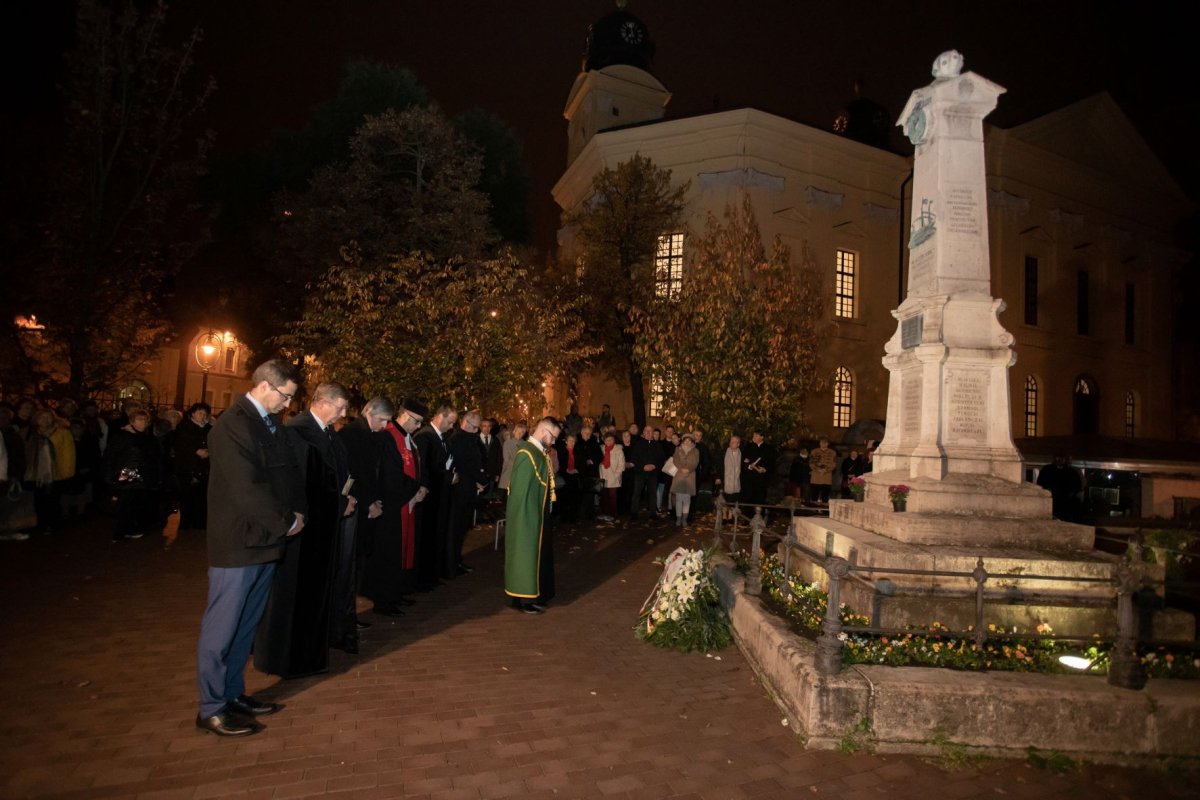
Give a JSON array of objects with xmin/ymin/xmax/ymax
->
[{"xmin": 245, "ymin": 392, "xmax": 269, "ymax": 419}]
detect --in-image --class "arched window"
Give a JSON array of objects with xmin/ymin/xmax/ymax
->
[
  {"xmin": 832, "ymin": 367, "xmax": 854, "ymax": 428},
  {"xmin": 1124, "ymin": 392, "xmax": 1137, "ymax": 438},
  {"xmin": 1023, "ymin": 376, "xmax": 1039, "ymax": 437}
]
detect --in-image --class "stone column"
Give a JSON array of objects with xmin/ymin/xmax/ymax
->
[{"xmin": 872, "ymin": 51, "xmax": 1027, "ymax": 489}]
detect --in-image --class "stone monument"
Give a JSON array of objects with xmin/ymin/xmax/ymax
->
[
  {"xmin": 785, "ymin": 52, "xmax": 1188, "ymax": 637},
  {"xmin": 840, "ymin": 50, "xmax": 1088, "ymax": 551}
]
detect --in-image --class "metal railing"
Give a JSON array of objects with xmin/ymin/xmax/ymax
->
[
  {"xmin": 713, "ymin": 503, "xmax": 1199, "ymax": 691},
  {"xmin": 710, "ymin": 495, "xmax": 825, "ymax": 553}
]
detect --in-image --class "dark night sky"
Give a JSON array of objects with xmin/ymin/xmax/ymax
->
[{"xmin": 4, "ymin": 1, "xmax": 1196, "ymax": 254}]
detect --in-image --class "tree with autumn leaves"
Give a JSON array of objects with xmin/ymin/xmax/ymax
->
[
  {"xmin": 634, "ymin": 193, "xmax": 828, "ymax": 443},
  {"xmin": 283, "ymin": 250, "xmax": 595, "ymax": 415},
  {"xmin": 566, "ymin": 154, "xmax": 688, "ymax": 428},
  {"xmin": 279, "ymin": 105, "xmax": 594, "ymax": 411}
]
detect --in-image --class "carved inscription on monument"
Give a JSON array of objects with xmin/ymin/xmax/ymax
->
[
  {"xmin": 902, "ymin": 376, "xmax": 921, "ymax": 440},
  {"xmin": 908, "ymin": 245, "xmax": 935, "ymax": 295},
  {"xmin": 901, "ymin": 315, "xmax": 924, "ymax": 349},
  {"xmin": 945, "ymin": 183, "xmax": 982, "ymax": 236},
  {"xmin": 946, "ymin": 369, "xmax": 988, "ymax": 443}
]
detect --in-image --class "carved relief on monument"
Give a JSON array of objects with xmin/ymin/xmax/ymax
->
[
  {"xmin": 944, "ymin": 367, "xmax": 990, "ymax": 445},
  {"xmin": 901, "ymin": 374, "xmax": 922, "ymax": 444}
]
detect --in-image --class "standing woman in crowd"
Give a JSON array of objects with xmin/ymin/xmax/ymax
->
[
  {"xmin": 715, "ymin": 434, "xmax": 742, "ymax": 523},
  {"xmin": 498, "ymin": 421, "xmax": 528, "ymax": 500},
  {"xmin": 173, "ymin": 403, "xmax": 212, "ymax": 530},
  {"xmin": 24, "ymin": 409, "xmax": 75, "ymax": 534},
  {"xmin": 669, "ymin": 435, "xmax": 700, "ymax": 527},
  {"xmin": 597, "ymin": 431, "xmax": 624, "ymax": 522},
  {"xmin": 104, "ymin": 409, "xmax": 162, "ymax": 541}
]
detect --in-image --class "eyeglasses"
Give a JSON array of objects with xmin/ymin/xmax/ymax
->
[{"xmin": 268, "ymin": 382, "xmax": 295, "ymax": 402}]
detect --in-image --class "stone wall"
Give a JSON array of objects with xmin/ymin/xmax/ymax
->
[{"xmin": 715, "ymin": 561, "xmax": 1200, "ymax": 764}]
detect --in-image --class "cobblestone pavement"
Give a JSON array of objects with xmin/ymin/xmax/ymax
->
[{"xmin": 0, "ymin": 510, "xmax": 1195, "ymax": 800}]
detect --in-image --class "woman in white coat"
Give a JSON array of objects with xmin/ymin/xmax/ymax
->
[{"xmin": 597, "ymin": 432, "xmax": 625, "ymax": 522}]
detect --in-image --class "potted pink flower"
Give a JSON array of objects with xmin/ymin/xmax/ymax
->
[
  {"xmin": 847, "ymin": 476, "xmax": 866, "ymax": 502},
  {"xmin": 887, "ymin": 484, "xmax": 910, "ymax": 512}
]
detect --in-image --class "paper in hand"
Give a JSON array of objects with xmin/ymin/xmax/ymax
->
[{"xmin": 342, "ymin": 477, "xmax": 356, "ymax": 496}]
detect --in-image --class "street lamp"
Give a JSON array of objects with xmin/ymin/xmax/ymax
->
[{"xmin": 195, "ymin": 330, "xmax": 222, "ymax": 402}]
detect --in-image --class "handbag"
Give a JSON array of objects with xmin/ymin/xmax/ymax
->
[
  {"xmin": 0, "ymin": 483, "xmax": 37, "ymax": 533},
  {"xmin": 662, "ymin": 459, "xmax": 679, "ymax": 477}
]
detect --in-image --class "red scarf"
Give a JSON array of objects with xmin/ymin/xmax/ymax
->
[
  {"xmin": 386, "ymin": 422, "xmax": 418, "ymax": 569},
  {"xmin": 567, "ymin": 446, "xmax": 576, "ymax": 472},
  {"xmin": 602, "ymin": 442, "xmax": 614, "ymax": 469}
]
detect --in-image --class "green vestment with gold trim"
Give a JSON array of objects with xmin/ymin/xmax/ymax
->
[{"xmin": 504, "ymin": 441, "xmax": 552, "ymax": 599}]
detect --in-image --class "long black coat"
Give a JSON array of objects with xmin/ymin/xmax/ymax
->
[
  {"xmin": 413, "ymin": 425, "xmax": 452, "ymax": 586},
  {"xmin": 365, "ymin": 421, "xmax": 423, "ymax": 605},
  {"xmin": 740, "ymin": 441, "xmax": 776, "ymax": 505},
  {"xmin": 254, "ymin": 410, "xmax": 347, "ymax": 678}
]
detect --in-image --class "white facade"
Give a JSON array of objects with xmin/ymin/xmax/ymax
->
[{"xmin": 554, "ymin": 66, "xmax": 1190, "ymax": 443}]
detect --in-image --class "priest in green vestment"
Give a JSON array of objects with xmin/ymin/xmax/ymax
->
[{"xmin": 504, "ymin": 417, "xmax": 560, "ymax": 613}]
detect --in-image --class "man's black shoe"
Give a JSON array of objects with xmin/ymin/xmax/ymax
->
[
  {"xmin": 373, "ymin": 605, "xmax": 405, "ymax": 617},
  {"xmin": 227, "ymin": 694, "xmax": 281, "ymax": 717},
  {"xmin": 355, "ymin": 619, "xmax": 372, "ymax": 630},
  {"xmin": 528, "ymin": 602, "xmax": 547, "ymax": 613},
  {"xmin": 196, "ymin": 711, "xmax": 261, "ymax": 736}
]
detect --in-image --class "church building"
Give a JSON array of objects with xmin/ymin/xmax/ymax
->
[{"xmin": 552, "ymin": 4, "xmax": 1192, "ymax": 452}]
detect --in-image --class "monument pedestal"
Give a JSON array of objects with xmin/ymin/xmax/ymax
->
[
  {"xmin": 787, "ymin": 510, "xmax": 1188, "ymax": 640},
  {"xmin": 849, "ymin": 470, "xmax": 1093, "ymax": 551}
]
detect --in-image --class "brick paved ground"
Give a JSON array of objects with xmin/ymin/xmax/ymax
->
[{"xmin": 0, "ymin": 509, "xmax": 1195, "ymax": 800}]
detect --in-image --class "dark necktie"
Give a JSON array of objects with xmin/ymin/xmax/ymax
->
[{"xmin": 262, "ymin": 414, "xmax": 276, "ymax": 434}]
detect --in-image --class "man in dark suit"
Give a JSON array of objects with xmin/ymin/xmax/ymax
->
[
  {"xmin": 576, "ymin": 424, "xmax": 602, "ymax": 522},
  {"xmin": 338, "ymin": 396, "xmax": 394, "ymax": 628},
  {"xmin": 413, "ymin": 405, "xmax": 457, "ymax": 589},
  {"xmin": 255, "ymin": 382, "xmax": 353, "ymax": 676},
  {"xmin": 480, "ymin": 418, "xmax": 502, "ymax": 486},
  {"xmin": 447, "ymin": 410, "xmax": 488, "ymax": 575},
  {"xmin": 194, "ymin": 359, "xmax": 305, "ymax": 737}
]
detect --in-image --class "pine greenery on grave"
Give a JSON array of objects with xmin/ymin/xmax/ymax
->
[
  {"xmin": 733, "ymin": 551, "xmax": 1199, "ymax": 679},
  {"xmin": 637, "ymin": 548, "xmax": 732, "ymax": 653}
]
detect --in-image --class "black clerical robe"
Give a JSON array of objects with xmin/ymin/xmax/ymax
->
[
  {"xmin": 364, "ymin": 421, "xmax": 422, "ymax": 607},
  {"xmin": 254, "ymin": 410, "xmax": 346, "ymax": 678},
  {"xmin": 413, "ymin": 424, "xmax": 452, "ymax": 588}
]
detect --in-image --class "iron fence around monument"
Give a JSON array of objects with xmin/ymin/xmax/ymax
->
[{"xmin": 710, "ymin": 497, "xmax": 1198, "ymax": 691}]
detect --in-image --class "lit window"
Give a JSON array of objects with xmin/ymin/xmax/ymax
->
[
  {"xmin": 1075, "ymin": 377, "xmax": 1091, "ymax": 395},
  {"xmin": 655, "ymin": 232, "xmax": 684, "ymax": 299},
  {"xmin": 1125, "ymin": 392, "xmax": 1136, "ymax": 437},
  {"xmin": 835, "ymin": 249, "xmax": 856, "ymax": 318},
  {"xmin": 832, "ymin": 367, "xmax": 853, "ymax": 428},
  {"xmin": 1024, "ymin": 376, "xmax": 1039, "ymax": 437},
  {"xmin": 649, "ymin": 372, "xmax": 670, "ymax": 419},
  {"xmin": 224, "ymin": 347, "xmax": 236, "ymax": 372}
]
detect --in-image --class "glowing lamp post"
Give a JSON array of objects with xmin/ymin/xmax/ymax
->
[{"xmin": 195, "ymin": 330, "xmax": 222, "ymax": 402}]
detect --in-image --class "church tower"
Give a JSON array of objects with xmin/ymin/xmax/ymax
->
[{"xmin": 564, "ymin": 1, "xmax": 671, "ymax": 166}]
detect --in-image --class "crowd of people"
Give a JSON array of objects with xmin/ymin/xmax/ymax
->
[
  {"xmin": 0, "ymin": 396, "xmax": 214, "ymax": 542},
  {"xmin": 1, "ymin": 362, "xmax": 886, "ymax": 738}
]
